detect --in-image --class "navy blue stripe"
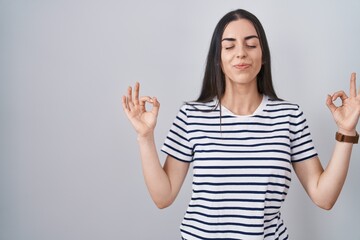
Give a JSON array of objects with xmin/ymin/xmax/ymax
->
[
  {"xmin": 185, "ymin": 102, "xmax": 216, "ymax": 107},
  {"xmin": 183, "ymin": 217, "xmax": 264, "ymax": 228},
  {"xmin": 265, "ymin": 232, "xmax": 275, "ymax": 237},
  {"xmin": 290, "ymin": 125, "xmax": 309, "ymax": 135},
  {"xmin": 191, "ymin": 197, "xmax": 285, "ymax": 203},
  {"xmin": 265, "ymin": 205, "xmax": 282, "ymax": 208},
  {"xmin": 264, "ymin": 223, "xmax": 277, "ymax": 230},
  {"xmin": 166, "ymin": 137, "xmax": 192, "ymax": 150},
  {"xmin": 187, "ymin": 115, "xmax": 234, "ymax": 119},
  {"xmin": 186, "ymin": 108, "xmax": 220, "ymax": 112},
  {"xmin": 277, "ymin": 222, "xmax": 287, "ymax": 237},
  {"xmin": 188, "ymin": 203, "xmax": 264, "ymax": 211},
  {"xmin": 186, "ymin": 210, "xmax": 264, "ymax": 219},
  {"xmin": 194, "ymin": 149, "xmax": 291, "ymax": 156},
  {"xmin": 264, "ymin": 214, "xmax": 279, "ymax": 223},
  {"xmin": 253, "ymin": 112, "xmax": 302, "ymax": 119},
  {"xmin": 263, "ymin": 108, "xmax": 298, "ymax": 112},
  {"xmin": 194, "ymin": 141, "xmax": 290, "ymax": 148},
  {"xmin": 292, "ymin": 153, "xmax": 318, "ymax": 162},
  {"xmin": 193, "ymin": 189, "xmax": 287, "ymax": 195},
  {"xmin": 191, "ymin": 197, "xmax": 265, "ymax": 203},
  {"xmin": 265, "ymin": 212, "xmax": 280, "ymax": 217},
  {"xmin": 291, "ymin": 132, "xmax": 311, "ymax": 142},
  {"xmin": 182, "ymin": 223, "xmax": 264, "ymax": 236},
  {"xmin": 185, "ymin": 120, "xmax": 304, "ymax": 127},
  {"xmin": 266, "ymin": 102, "xmax": 298, "ymax": 107},
  {"xmin": 193, "ymin": 165, "xmax": 292, "ymax": 172},
  {"xmin": 179, "ymin": 108, "xmax": 187, "ymax": 117},
  {"xmin": 188, "ymin": 128, "xmax": 289, "ymax": 134},
  {"xmin": 173, "ymin": 117, "xmax": 189, "ymax": 130},
  {"xmin": 193, "ymin": 157, "xmax": 290, "ymax": 163},
  {"xmin": 291, "ymin": 139, "xmax": 312, "ymax": 149},
  {"xmin": 163, "ymin": 143, "xmax": 192, "ymax": 157},
  {"xmin": 193, "ymin": 173, "xmax": 291, "ymax": 181},
  {"xmin": 193, "ymin": 182, "xmax": 290, "ymax": 188},
  {"xmin": 161, "ymin": 150, "xmax": 193, "ymax": 163},
  {"xmin": 292, "ymin": 146, "xmax": 315, "ymax": 156},
  {"xmin": 170, "ymin": 123, "xmax": 188, "ymax": 141},
  {"xmin": 190, "ymin": 135, "xmax": 290, "ymax": 142},
  {"xmin": 180, "ymin": 229, "xmax": 239, "ymax": 240}
]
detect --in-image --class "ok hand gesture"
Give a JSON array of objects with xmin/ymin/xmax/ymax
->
[
  {"xmin": 326, "ymin": 73, "xmax": 360, "ymax": 135},
  {"xmin": 122, "ymin": 82, "xmax": 160, "ymax": 137}
]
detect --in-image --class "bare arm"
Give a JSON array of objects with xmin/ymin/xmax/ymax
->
[
  {"xmin": 293, "ymin": 142, "xmax": 353, "ymax": 210},
  {"xmin": 138, "ymin": 134, "xmax": 189, "ymax": 209},
  {"xmin": 122, "ymin": 83, "xmax": 189, "ymax": 209},
  {"xmin": 293, "ymin": 73, "xmax": 359, "ymax": 210}
]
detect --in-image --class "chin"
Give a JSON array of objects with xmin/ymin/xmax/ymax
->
[{"xmin": 228, "ymin": 76, "xmax": 256, "ymax": 85}]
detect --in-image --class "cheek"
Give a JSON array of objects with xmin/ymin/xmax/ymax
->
[
  {"xmin": 255, "ymin": 50, "xmax": 263, "ymax": 65},
  {"xmin": 221, "ymin": 53, "xmax": 232, "ymax": 68},
  {"xmin": 250, "ymin": 53, "xmax": 263, "ymax": 71}
]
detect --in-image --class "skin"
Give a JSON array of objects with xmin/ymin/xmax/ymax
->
[
  {"xmin": 220, "ymin": 19, "xmax": 263, "ymax": 115},
  {"xmin": 122, "ymin": 19, "xmax": 360, "ymax": 210}
]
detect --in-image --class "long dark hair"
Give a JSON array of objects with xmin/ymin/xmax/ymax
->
[{"xmin": 196, "ymin": 9, "xmax": 279, "ymax": 103}]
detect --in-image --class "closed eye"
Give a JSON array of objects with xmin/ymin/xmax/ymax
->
[{"xmin": 225, "ymin": 46, "xmax": 234, "ymax": 50}]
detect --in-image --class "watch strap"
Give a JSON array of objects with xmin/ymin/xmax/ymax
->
[{"xmin": 335, "ymin": 131, "xmax": 359, "ymax": 144}]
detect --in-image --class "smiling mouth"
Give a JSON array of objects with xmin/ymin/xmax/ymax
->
[{"xmin": 234, "ymin": 64, "xmax": 251, "ymax": 70}]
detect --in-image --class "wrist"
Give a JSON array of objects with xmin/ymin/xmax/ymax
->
[
  {"xmin": 337, "ymin": 128, "xmax": 357, "ymax": 136},
  {"xmin": 137, "ymin": 132, "xmax": 155, "ymax": 142}
]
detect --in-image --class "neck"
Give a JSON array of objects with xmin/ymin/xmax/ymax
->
[{"xmin": 221, "ymin": 79, "xmax": 262, "ymax": 116}]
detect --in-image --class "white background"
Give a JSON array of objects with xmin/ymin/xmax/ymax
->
[{"xmin": 1, "ymin": 0, "xmax": 359, "ymax": 239}]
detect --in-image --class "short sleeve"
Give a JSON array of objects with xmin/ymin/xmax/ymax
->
[
  {"xmin": 289, "ymin": 106, "xmax": 318, "ymax": 162},
  {"xmin": 161, "ymin": 104, "xmax": 194, "ymax": 162}
]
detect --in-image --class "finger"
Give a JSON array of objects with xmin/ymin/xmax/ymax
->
[
  {"xmin": 350, "ymin": 72, "xmax": 356, "ymax": 98},
  {"xmin": 331, "ymin": 90, "xmax": 348, "ymax": 102},
  {"xmin": 134, "ymin": 82, "xmax": 140, "ymax": 105},
  {"xmin": 121, "ymin": 95, "xmax": 129, "ymax": 112},
  {"xmin": 139, "ymin": 96, "xmax": 153, "ymax": 112},
  {"xmin": 127, "ymin": 86, "xmax": 134, "ymax": 108},
  {"xmin": 151, "ymin": 97, "xmax": 160, "ymax": 116},
  {"xmin": 326, "ymin": 94, "xmax": 337, "ymax": 113}
]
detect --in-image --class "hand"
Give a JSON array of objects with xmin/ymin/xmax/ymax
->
[
  {"xmin": 122, "ymin": 82, "xmax": 160, "ymax": 137},
  {"xmin": 326, "ymin": 73, "xmax": 360, "ymax": 135}
]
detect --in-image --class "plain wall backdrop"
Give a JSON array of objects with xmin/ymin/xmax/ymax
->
[{"xmin": 1, "ymin": 0, "xmax": 359, "ymax": 239}]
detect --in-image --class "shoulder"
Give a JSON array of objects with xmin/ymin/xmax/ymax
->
[
  {"xmin": 174, "ymin": 99, "xmax": 220, "ymax": 122},
  {"xmin": 180, "ymin": 99, "xmax": 219, "ymax": 113},
  {"xmin": 265, "ymin": 98, "xmax": 303, "ymax": 114}
]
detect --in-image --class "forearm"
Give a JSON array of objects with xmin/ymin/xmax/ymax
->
[
  {"xmin": 137, "ymin": 133, "xmax": 172, "ymax": 208},
  {"xmin": 315, "ymin": 131, "xmax": 355, "ymax": 209}
]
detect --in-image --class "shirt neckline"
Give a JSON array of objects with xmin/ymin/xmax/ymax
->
[{"xmin": 216, "ymin": 95, "xmax": 268, "ymax": 118}]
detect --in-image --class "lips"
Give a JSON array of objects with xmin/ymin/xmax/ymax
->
[{"xmin": 234, "ymin": 63, "xmax": 251, "ymax": 70}]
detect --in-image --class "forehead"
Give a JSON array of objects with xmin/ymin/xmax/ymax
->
[{"xmin": 222, "ymin": 19, "xmax": 258, "ymax": 38}]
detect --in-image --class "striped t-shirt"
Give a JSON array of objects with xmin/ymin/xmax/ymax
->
[{"xmin": 161, "ymin": 95, "xmax": 317, "ymax": 240}]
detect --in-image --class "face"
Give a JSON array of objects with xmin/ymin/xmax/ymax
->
[{"xmin": 220, "ymin": 19, "xmax": 262, "ymax": 86}]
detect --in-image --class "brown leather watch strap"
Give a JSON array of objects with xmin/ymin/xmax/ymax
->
[{"xmin": 335, "ymin": 132, "xmax": 359, "ymax": 144}]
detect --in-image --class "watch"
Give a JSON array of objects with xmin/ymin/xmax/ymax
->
[{"xmin": 335, "ymin": 131, "xmax": 359, "ymax": 144}]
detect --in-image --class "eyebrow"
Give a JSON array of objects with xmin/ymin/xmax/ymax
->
[{"xmin": 221, "ymin": 35, "xmax": 259, "ymax": 42}]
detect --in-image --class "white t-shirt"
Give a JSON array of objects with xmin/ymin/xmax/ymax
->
[{"xmin": 161, "ymin": 95, "xmax": 317, "ymax": 240}]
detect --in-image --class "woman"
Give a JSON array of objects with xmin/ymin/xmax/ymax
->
[{"xmin": 122, "ymin": 9, "xmax": 359, "ymax": 240}]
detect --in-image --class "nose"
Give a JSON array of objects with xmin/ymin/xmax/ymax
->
[{"xmin": 236, "ymin": 45, "xmax": 247, "ymax": 58}]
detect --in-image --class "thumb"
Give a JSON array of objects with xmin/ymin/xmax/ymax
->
[
  {"xmin": 326, "ymin": 94, "xmax": 337, "ymax": 114},
  {"xmin": 151, "ymin": 97, "xmax": 160, "ymax": 116}
]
